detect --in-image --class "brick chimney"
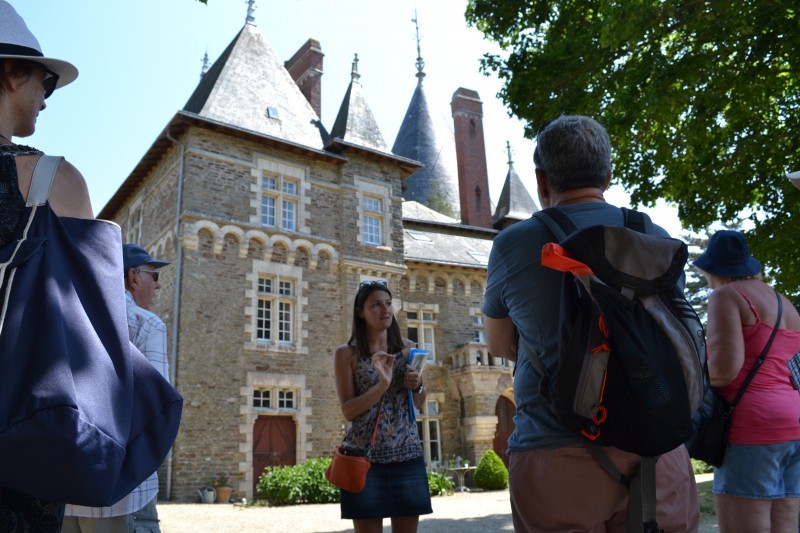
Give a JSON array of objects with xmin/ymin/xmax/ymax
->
[
  {"xmin": 451, "ymin": 88, "xmax": 493, "ymax": 228},
  {"xmin": 285, "ymin": 39, "xmax": 324, "ymax": 119}
]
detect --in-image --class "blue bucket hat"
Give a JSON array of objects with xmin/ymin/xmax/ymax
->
[
  {"xmin": 122, "ymin": 244, "xmax": 170, "ymax": 273},
  {"xmin": 692, "ymin": 230, "xmax": 761, "ymax": 278}
]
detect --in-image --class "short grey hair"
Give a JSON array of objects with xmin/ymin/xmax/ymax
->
[{"xmin": 533, "ymin": 115, "xmax": 612, "ymax": 193}]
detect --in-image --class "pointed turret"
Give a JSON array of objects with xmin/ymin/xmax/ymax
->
[
  {"xmin": 392, "ymin": 16, "xmax": 461, "ymax": 219},
  {"xmin": 492, "ymin": 141, "xmax": 538, "ymax": 229},
  {"xmin": 328, "ymin": 54, "xmax": 388, "ymax": 152},
  {"xmin": 183, "ymin": 22, "xmax": 326, "ymax": 149}
]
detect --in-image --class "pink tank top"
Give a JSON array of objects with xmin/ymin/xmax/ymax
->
[{"xmin": 716, "ymin": 286, "xmax": 800, "ymax": 445}]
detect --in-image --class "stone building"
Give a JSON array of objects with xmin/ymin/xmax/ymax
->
[{"xmin": 99, "ymin": 12, "xmax": 537, "ymax": 500}]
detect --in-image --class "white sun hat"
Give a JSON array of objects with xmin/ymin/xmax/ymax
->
[{"xmin": 0, "ymin": 0, "xmax": 78, "ymax": 89}]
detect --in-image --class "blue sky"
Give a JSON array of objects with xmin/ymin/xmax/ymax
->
[{"xmin": 13, "ymin": 0, "xmax": 680, "ymax": 234}]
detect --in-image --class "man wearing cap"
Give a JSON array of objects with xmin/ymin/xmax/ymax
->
[{"xmin": 63, "ymin": 244, "xmax": 171, "ymax": 532}]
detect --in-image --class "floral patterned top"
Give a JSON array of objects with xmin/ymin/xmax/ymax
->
[{"xmin": 341, "ymin": 349, "xmax": 423, "ymax": 463}]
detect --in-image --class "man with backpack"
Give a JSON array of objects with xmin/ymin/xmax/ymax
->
[{"xmin": 483, "ymin": 115, "xmax": 700, "ymax": 532}]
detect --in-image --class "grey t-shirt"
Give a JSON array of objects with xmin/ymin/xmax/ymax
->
[{"xmin": 483, "ymin": 203, "xmax": 674, "ymax": 452}]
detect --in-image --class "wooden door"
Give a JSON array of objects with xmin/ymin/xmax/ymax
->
[
  {"xmin": 493, "ymin": 395, "xmax": 515, "ymax": 468},
  {"xmin": 253, "ymin": 415, "xmax": 296, "ymax": 495}
]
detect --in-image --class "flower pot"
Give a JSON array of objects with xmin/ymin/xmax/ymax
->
[{"xmin": 215, "ymin": 486, "xmax": 233, "ymax": 503}]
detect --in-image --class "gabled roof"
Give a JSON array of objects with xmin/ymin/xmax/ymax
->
[
  {"xmin": 329, "ymin": 56, "xmax": 388, "ymax": 152},
  {"xmin": 183, "ymin": 23, "xmax": 327, "ymax": 149},
  {"xmin": 392, "ymin": 84, "xmax": 460, "ymax": 219},
  {"xmin": 402, "ymin": 200, "xmax": 458, "ymax": 224},
  {"xmin": 492, "ymin": 163, "xmax": 538, "ymax": 226},
  {"xmin": 403, "ymin": 225, "xmax": 493, "ymax": 269}
]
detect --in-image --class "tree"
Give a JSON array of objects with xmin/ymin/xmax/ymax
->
[{"xmin": 466, "ymin": 1, "xmax": 800, "ymax": 298}]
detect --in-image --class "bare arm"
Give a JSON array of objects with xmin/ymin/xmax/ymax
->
[
  {"xmin": 17, "ymin": 156, "xmax": 93, "ymax": 219},
  {"xmin": 485, "ymin": 316, "xmax": 518, "ymax": 362},
  {"xmin": 707, "ymin": 287, "xmax": 746, "ymax": 388},
  {"xmin": 333, "ymin": 344, "xmax": 393, "ymax": 422}
]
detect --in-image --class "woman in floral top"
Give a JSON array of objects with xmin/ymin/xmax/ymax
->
[{"xmin": 333, "ymin": 281, "xmax": 432, "ymax": 532}]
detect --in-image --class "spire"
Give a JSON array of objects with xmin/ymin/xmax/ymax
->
[
  {"xmin": 246, "ymin": 0, "xmax": 256, "ymax": 24},
  {"xmin": 351, "ymin": 53, "xmax": 360, "ymax": 82},
  {"xmin": 200, "ymin": 49, "xmax": 210, "ymax": 79},
  {"xmin": 506, "ymin": 140, "xmax": 514, "ymax": 168},
  {"xmin": 412, "ymin": 11, "xmax": 426, "ymax": 86}
]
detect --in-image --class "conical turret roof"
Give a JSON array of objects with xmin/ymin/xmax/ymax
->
[
  {"xmin": 492, "ymin": 157, "xmax": 538, "ymax": 227},
  {"xmin": 329, "ymin": 55, "xmax": 388, "ymax": 152},
  {"xmin": 184, "ymin": 23, "xmax": 327, "ymax": 149},
  {"xmin": 392, "ymin": 84, "xmax": 460, "ymax": 219}
]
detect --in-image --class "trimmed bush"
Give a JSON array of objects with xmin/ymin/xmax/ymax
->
[
  {"xmin": 473, "ymin": 450, "xmax": 508, "ymax": 490},
  {"xmin": 427, "ymin": 470, "xmax": 454, "ymax": 496},
  {"xmin": 257, "ymin": 457, "xmax": 339, "ymax": 505},
  {"xmin": 691, "ymin": 459, "xmax": 714, "ymax": 475}
]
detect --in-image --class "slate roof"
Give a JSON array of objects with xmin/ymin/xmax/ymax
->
[
  {"xmin": 392, "ymin": 83, "xmax": 461, "ymax": 220},
  {"xmin": 492, "ymin": 163, "xmax": 538, "ymax": 225},
  {"xmin": 328, "ymin": 58, "xmax": 388, "ymax": 152},
  {"xmin": 183, "ymin": 23, "xmax": 327, "ymax": 149},
  {"xmin": 403, "ymin": 225, "xmax": 494, "ymax": 268},
  {"xmin": 402, "ymin": 200, "xmax": 458, "ymax": 224}
]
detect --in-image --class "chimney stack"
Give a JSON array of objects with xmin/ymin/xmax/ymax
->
[
  {"xmin": 285, "ymin": 39, "xmax": 324, "ymax": 119},
  {"xmin": 451, "ymin": 88, "xmax": 493, "ymax": 228}
]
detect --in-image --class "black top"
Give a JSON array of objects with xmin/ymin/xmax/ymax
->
[{"xmin": 0, "ymin": 143, "xmax": 64, "ymax": 531}]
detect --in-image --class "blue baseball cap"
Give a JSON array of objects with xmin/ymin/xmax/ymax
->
[{"xmin": 122, "ymin": 244, "xmax": 170, "ymax": 272}]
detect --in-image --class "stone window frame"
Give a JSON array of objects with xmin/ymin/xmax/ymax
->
[
  {"xmin": 470, "ymin": 307, "xmax": 486, "ymax": 344},
  {"xmin": 415, "ymin": 393, "xmax": 443, "ymax": 467},
  {"xmin": 124, "ymin": 198, "xmax": 143, "ymax": 245},
  {"xmin": 405, "ymin": 302, "xmax": 438, "ymax": 363},
  {"xmin": 255, "ymin": 275, "xmax": 295, "ymax": 345},
  {"xmin": 252, "ymin": 388, "xmax": 271, "ymax": 409},
  {"xmin": 250, "ymin": 157, "xmax": 309, "ymax": 234},
  {"xmin": 355, "ymin": 178, "xmax": 391, "ymax": 249},
  {"xmin": 245, "ymin": 260, "xmax": 308, "ymax": 353}
]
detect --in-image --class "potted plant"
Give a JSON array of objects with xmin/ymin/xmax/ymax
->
[{"xmin": 209, "ymin": 472, "xmax": 233, "ymax": 503}]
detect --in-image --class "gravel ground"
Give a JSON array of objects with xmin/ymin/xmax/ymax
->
[{"xmin": 157, "ymin": 480, "xmax": 719, "ymax": 532}]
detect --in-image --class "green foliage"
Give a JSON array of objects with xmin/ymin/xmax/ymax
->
[
  {"xmin": 691, "ymin": 459, "xmax": 714, "ymax": 475},
  {"xmin": 473, "ymin": 450, "xmax": 509, "ymax": 490},
  {"xmin": 466, "ymin": 0, "xmax": 800, "ymax": 298},
  {"xmin": 427, "ymin": 470, "xmax": 455, "ymax": 496},
  {"xmin": 256, "ymin": 458, "xmax": 339, "ymax": 506}
]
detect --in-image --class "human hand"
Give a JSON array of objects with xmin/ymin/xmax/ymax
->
[
  {"xmin": 404, "ymin": 365, "xmax": 421, "ymax": 390},
  {"xmin": 371, "ymin": 351, "xmax": 395, "ymax": 390}
]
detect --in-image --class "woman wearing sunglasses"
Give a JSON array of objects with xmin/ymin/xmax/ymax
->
[
  {"xmin": 333, "ymin": 280, "xmax": 432, "ymax": 532},
  {"xmin": 0, "ymin": 1, "xmax": 93, "ymax": 529}
]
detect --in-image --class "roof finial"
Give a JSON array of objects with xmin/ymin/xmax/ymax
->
[
  {"xmin": 412, "ymin": 10, "xmax": 426, "ymax": 86},
  {"xmin": 506, "ymin": 141, "xmax": 514, "ymax": 168},
  {"xmin": 200, "ymin": 49, "xmax": 210, "ymax": 78},
  {"xmin": 246, "ymin": 0, "xmax": 256, "ymax": 24},
  {"xmin": 351, "ymin": 53, "xmax": 361, "ymax": 82}
]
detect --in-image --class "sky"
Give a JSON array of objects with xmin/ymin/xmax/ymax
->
[{"xmin": 13, "ymin": 0, "xmax": 681, "ymax": 235}]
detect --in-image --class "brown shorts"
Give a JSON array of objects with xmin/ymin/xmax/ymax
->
[{"xmin": 508, "ymin": 444, "xmax": 699, "ymax": 532}]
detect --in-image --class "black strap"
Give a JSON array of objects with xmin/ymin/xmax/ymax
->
[{"xmin": 729, "ymin": 288, "xmax": 783, "ymax": 410}]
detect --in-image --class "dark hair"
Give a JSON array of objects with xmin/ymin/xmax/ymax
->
[
  {"xmin": 0, "ymin": 59, "xmax": 40, "ymax": 96},
  {"xmin": 534, "ymin": 115, "xmax": 612, "ymax": 193},
  {"xmin": 347, "ymin": 283, "xmax": 404, "ymax": 357}
]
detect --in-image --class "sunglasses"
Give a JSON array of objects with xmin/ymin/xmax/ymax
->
[
  {"xmin": 41, "ymin": 69, "xmax": 59, "ymax": 99},
  {"xmin": 136, "ymin": 268, "xmax": 160, "ymax": 282},
  {"xmin": 359, "ymin": 280, "xmax": 388, "ymax": 289}
]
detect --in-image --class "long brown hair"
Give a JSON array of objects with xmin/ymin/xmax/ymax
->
[{"xmin": 347, "ymin": 282, "xmax": 404, "ymax": 357}]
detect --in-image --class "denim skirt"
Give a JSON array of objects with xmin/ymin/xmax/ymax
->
[{"xmin": 340, "ymin": 456, "xmax": 433, "ymax": 520}]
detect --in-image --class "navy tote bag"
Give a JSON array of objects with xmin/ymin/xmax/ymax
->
[{"xmin": 0, "ymin": 156, "xmax": 183, "ymax": 506}]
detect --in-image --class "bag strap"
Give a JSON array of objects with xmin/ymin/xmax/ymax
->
[
  {"xmin": 364, "ymin": 395, "xmax": 385, "ymax": 460},
  {"xmin": 26, "ymin": 155, "xmax": 62, "ymax": 207},
  {"xmin": 729, "ymin": 288, "xmax": 783, "ymax": 409}
]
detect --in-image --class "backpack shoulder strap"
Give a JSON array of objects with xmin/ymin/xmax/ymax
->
[
  {"xmin": 621, "ymin": 207, "xmax": 654, "ymax": 235},
  {"xmin": 535, "ymin": 207, "xmax": 578, "ymax": 241},
  {"xmin": 26, "ymin": 155, "xmax": 63, "ymax": 207}
]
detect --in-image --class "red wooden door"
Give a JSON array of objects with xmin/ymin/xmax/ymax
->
[
  {"xmin": 253, "ymin": 415, "xmax": 296, "ymax": 494},
  {"xmin": 493, "ymin": 395, "xmax": 515, "ymax": 468}
]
